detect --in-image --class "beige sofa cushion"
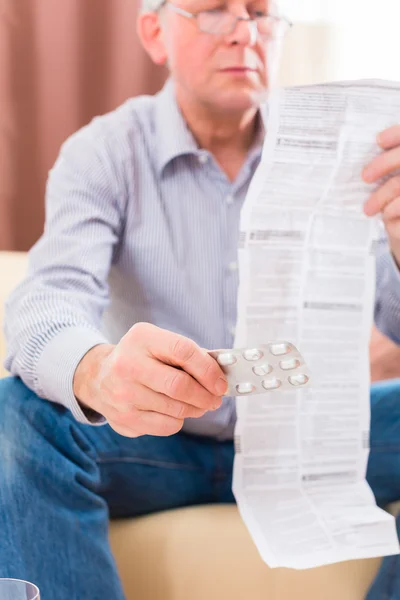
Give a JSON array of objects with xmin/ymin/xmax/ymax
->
[{"xmin": 110, "ymin": 504, "xmax": 381, "ymax": 600}]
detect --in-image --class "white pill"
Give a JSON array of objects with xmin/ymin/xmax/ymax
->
[
  {"xmin": 269, "ymin": 343, "xmax": 290, "ymax": 356},
  {"xmin": 262, "ymin": 378, "xmax": 282, "ymax": 390},
  {"xmin": 236, "ymin": 382, "xmax": 256, "ymax": 394},
  {"xmin": 289, "ymin": 374, "xmax": 309, "ymax": 387},
  {"xmin": 279, "ymin": 358, "xmax": 300, "ymax": 371},
  {"xmin": 217, "ymin": 353, "xmax": 237, "ymax": 366},
  {"xmin": 253, "ymin": 364, "xmax": 273, "ymax": 376},
  {"xmin": 243, "ymin": 348, "xmax": 263, "ymax": 361}
]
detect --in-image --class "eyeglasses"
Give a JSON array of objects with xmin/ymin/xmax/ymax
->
[{"xmin": 162, "ymin": 2, "xmax": 292, "ymax": 39}]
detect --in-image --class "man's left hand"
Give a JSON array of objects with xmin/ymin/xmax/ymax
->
[{"xmin": 363, "ymin": 125, "xmax": 400, "ymax": 267}]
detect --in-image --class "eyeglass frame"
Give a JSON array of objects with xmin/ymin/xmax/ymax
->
[{"xmin": 160, "ymin": 1, "xmax": 293, "ymax": 38}]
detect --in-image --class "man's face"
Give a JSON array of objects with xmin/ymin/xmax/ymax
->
[{"xmin": 160, "ymin": 0, "xmax": 272, "ymax": 113}]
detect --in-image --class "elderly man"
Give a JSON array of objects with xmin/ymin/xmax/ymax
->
[{"xmin": 1, "ymin": 0, "xmax": 400, "ymax": 597}]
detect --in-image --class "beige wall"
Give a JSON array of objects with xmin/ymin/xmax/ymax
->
[
  {"xmin": 279, "ymin": 20, "xmax": 400, "ymax": 87},
  {"xmin": 279, "ymin": 23, "xmax": 340, "ymax": 87}
]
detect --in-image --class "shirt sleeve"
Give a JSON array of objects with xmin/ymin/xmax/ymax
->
[
  {"xmin": 4, "ymin": 121, "xmax": 127, "ymax": 425},
  {"xmin": 374, "ymin": 234, "xmax": 400, "ymax": 345}
]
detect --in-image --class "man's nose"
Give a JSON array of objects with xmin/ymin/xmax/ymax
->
[{"xmin": 228, "ymin": 17, "xmax": 258, "ymax": 46}]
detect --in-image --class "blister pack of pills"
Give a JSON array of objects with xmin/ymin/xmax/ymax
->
[{"xmin": 208, "ymin": 342, "xmax": 311, "ymax": 396}]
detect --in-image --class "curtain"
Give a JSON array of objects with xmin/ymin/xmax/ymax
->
[{"xmin": 0, "ymin": 0, "xmax": 167, "ymax": 251}]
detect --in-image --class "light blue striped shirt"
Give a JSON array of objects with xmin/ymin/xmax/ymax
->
[{"xmin": 4, "ymin": 79, "xmax": 400, "ymax": 439}]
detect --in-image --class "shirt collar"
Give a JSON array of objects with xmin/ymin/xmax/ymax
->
[
  {"xmin": 154, "ymin": 77, "xmax": 265, "ymax": 175},
  {"xmin": 155, "ymin": 79, "xmax": 200, "ymax": 174}
]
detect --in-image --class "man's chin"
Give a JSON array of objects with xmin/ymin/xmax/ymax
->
[{"xmin": 215, "ymin": 87, "xmax": 267, "ymax": 113}]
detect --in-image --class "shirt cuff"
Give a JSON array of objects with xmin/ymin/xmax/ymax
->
[{"xmin": 35, "ymin": 327, "xmax": 109, "ymax": 425}]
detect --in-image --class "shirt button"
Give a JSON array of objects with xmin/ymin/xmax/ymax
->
[
  {"xmin": 228, "ymin": 261, "xmax": 238, "ymax": 272},
  {"xmin": 198, "ymin": 153, "xmax": 208, "ymax": 164},
  {"xmin": 226, "ymin": 194, "xmax": 234, "ymax": 205}
]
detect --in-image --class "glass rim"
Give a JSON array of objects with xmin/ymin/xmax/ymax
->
[
  {"xmin": 198, "ymin": 17, "xmax": 291, "ymax": 37},
  {"xmin": 163, "ymin": 2, "xmax": 292, "ymax": 37},
  {"xmin": 0, "ymin": 579, "xmax": 40, "ymax": 599}
]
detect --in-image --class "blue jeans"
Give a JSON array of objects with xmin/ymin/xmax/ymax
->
[{"xmin": 0, "ymin": 377, "xmax": 399, "ymax": 600}]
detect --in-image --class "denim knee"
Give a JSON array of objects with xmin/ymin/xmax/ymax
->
[
  {"xmin": 0, "ymin": 377, "xmax": 97, "ymax": 491},
  {"xmin": 0, "ymin": 378, "xmax": 61, "ymax": 481}
]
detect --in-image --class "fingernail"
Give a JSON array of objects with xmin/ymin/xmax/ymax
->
[
  {"xmin": 215, "ymin": 377, "xmax": 228, "ymax": 395},
  {"xmin": 362, "ymin": 168, "xmax": 373, "ymax": 183},
  {"xmin": 377, "ymin": 132, "xmax": 385, "ymax": 146},
  {"xmin": 212, "ymin": 397, "xmax": 223, "ymax": 411},
  {"xmin": 363, "ymin": 204, "xmax": 371, "ymax": 217},
  {"xmin": 364, "ymin": 199, "xmax": 375, "ymax": 217}
]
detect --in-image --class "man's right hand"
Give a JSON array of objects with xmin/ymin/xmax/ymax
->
[{"xmin": 73, "ymin": 323, "xmax": 228, "ymax": 437}]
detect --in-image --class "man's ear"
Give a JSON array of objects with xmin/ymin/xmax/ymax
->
[{"xmin": 137, "ymin": 12, "xmax": 168, "ymax": 65}]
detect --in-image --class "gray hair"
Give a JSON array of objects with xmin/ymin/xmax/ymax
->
[{"xmin": 140, "ymin": 0, "xmax": 165, "ymax": 12}]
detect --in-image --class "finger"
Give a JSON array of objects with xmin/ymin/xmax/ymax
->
[
  {"xmin": 144, "ymin": 359, "xmax": 223, "ymax": 410},
  {"xmin": 136, "ymin": 410, "xmax": 185, "ymax": 436},
  {"xmin": 364, "ymin": 176, "xmax": 400, "ymax": 217},
  {"xmin": 101, "ymin": 363, "xmax": 220, "ymax": 413},
  {"xmin": 110, "ymin": 411, "xmax": 184, "ymax": 438},
  {"xmin": 107, "ymin": 349, "xmax": 223, "ymax": 411},
  {"xmin": 105, "ymin": 386, "xmax": 208, "ymax": 420},
  {"xmin": 382, "ymin": 196, "xmax": 400, "ymax": 224},
  {"xmin": 108, "ymin": 421, "xmax": 141, "ymax": 438},
  {"xmin": 363, "ymin": 146, "xmax": 400, "ymax": 183},
  {"xmin": 377, "ymin": 125, "xmax": 400, "ymax": 150},
  {"xmin": 143, "ymin": 327, "xmax": 228, "ymax": 396},
  {"xmin": 131, "ymin": 384, "xmax": 208, "ymax": 420}
]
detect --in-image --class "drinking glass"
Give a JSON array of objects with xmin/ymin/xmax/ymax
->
[{"xmin": 0, "ymin": 579, "xmax": 40, "ymax": 599}]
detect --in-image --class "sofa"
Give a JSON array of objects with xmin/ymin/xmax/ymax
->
[{"xmin": 0, "ymin": 250, "xmax": 387, "ymax": 600}]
